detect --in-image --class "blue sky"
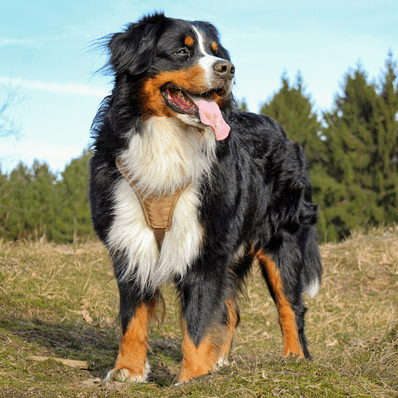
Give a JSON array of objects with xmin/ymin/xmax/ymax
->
[{"xmin": 1, "ymin": 0, "xmax": 397, "ymax": 174}]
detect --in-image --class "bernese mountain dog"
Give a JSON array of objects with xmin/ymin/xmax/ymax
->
[{"xmin": 89, "ymin": 12, "xmax": 322, "ymax": 383}]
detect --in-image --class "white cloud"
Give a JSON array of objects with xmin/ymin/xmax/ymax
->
[
  {"xmin": 0, "ymin": 38, "xmax": 36, "ymax": 47},
  {"xmin": 0, "ymin": 29, "xmax": 92, "ymax": 48},
  {"xmin": 0, "ymin": 76, "xmax": 109, "ymax": 98}
]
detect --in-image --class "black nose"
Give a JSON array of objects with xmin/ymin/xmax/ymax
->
[{"xmin": 213, "ymin": 60, "xmax": 235, "ymax": 81}]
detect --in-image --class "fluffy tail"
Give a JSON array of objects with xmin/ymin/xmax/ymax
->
[{"xmin": 301, "ymin": 227, "xmax": 322, "ymax": 298}]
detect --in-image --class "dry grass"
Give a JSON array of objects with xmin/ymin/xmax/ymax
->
[{"xmin": 0, "ymin": 226, "xmax": 397, "ymax": 397}]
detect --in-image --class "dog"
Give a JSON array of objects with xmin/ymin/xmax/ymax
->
[{"xmin": 89, "ymin": 12, "xmax": 322, "ymax": 383}]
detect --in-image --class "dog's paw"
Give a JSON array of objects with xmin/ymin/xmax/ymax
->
[
  {"xmin": 103, "ymin": 363, "xmax": 149, "ymax": 383},
  {"xmin": 216, "ymin": 356, "xmax": 229, "ymax": 370}
]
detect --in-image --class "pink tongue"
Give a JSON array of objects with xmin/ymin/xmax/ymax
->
[{"xmin": 191, "ymin": 96, "xmax": 230, "ymax": 140}]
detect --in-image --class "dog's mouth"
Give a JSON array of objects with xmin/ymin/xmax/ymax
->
[
  {"xmin": 161, "ymin": 85, "xmax": 225, "ymax": 116},
  {"xmin": 161, "ymin": 84, "xmax": 230, "ymax": 141}
]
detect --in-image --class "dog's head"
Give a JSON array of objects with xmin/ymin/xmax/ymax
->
[{"xmin": 102, "ymin": 13, "xmax": 235, "ymax": 138}]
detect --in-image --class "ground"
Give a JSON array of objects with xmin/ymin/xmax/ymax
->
[{"xmin": 0, "ymin": 226, "xmax": 397, "ymax": 397}]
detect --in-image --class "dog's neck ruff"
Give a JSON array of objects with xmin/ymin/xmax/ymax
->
[{"xmin": 115, "ymin": 157, "xmax": 186, "ymax": 248}]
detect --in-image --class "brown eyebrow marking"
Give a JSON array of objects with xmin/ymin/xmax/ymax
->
[
  {"xmin": 185, "ymin": 36, "xmax": 194, "ymax": 47},
  {"xmin": 212, "ymin": 42, "xmax": 218, "ymax": 52}
]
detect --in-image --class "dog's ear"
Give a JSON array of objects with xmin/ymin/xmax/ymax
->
[{"xmin": 106, "ymin": 13, "xmax": 167, "ymax": 75}]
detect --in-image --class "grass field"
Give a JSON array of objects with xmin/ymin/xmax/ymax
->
[{"xmin": 1, "ymin": 227, "xmax": 397, "ymax": 397}]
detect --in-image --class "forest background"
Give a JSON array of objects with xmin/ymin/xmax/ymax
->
[{"xmin": 1, "ymin": 52, "xmax": 398, "ymax": 243}]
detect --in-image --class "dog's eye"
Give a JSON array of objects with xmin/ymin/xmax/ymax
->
[{"xmin": 174, "ymin": 48, "xmax": 190, "ymax": 59}]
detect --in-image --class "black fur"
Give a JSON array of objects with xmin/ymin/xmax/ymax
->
[{"xmin": 90, "ymin": 12, "xmax": 322, "ymax": 382}]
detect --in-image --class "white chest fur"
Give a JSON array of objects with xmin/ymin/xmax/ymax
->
[{"xmin": 107, "ymin": 117, "xmax": 216, "ymax": 291}]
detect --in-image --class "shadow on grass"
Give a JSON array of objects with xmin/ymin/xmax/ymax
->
[{"xmin": 0, "ymin": 315, "xmax": 182, "ymax": 386}]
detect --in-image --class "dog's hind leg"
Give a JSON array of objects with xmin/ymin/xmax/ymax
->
[{"xmin": 253, "ymin": 247, "xmax": 310, "ymax": 359}]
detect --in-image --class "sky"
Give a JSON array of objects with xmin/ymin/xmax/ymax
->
[{"xmin": 0, "ymin": 0, "xmax": 397, "ymax": 175}]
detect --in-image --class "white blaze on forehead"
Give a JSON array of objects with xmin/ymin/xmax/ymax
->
[
  {"xmin": 191, "ymin": 25, "xmax": 209, "ymax": 55},
  {"xmin": 191, "ymin": 25, "xmax": 222, "ymax": 85}
]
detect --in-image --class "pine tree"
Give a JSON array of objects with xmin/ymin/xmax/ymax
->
[
  {"xmin": 0, "ymin": 152, "xmax": 94, "ymax": 243},
  {"xmin": 236, "ymin": 98, "xmax": 248, "ymax": 111},
  {"xmin": 0, "ymin": 168, "xmax": 10, "ymax": 238},
  {"xmin": 29, "ymin": 161, "xmax": 59, "ymax": 239},
  {"xmin": 1, "ymin": 161, "xmax": 58, "ymax": 240},
  {"xmin": 259, "ymin": 73, "xmax": 325, "ymax": 165},
  {"xmin": 54, "ymin": 150, "xmax": 94, "ymax": 242},
  {"xmin": 322, "ymin": 55, "xmax": 398, "ymax": 239},
  {"xmin": 377, "ymin": 52, "xmax": 398, "ymax": 220},
  {"xmin": 3, "ymin": 163, "xmax": 35, "ymax": 240}
]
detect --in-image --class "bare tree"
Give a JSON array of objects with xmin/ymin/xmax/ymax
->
[{"xmin": 0, "ymin": 86, "xmax": 22, "ymax": 140}]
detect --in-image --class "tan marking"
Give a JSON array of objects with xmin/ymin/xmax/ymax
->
[
  {"xmin": 113, "ymin": 300, "xmax": 156, "ymax": 378},
  {"xmin": 178, "ymin": 298, "xmax": 238, "ymax": 382},
  {"xmin": 212, "ymin": 42, "xmax": 218, "ymax": 52},
  {"xmin": 211, "ymin": 90, "xmax": 228, "ymax": 109},
  {"xmin": 225, "ymin": 298, "xmax": 238, "ymax": 342},
  {"xmin": 220, "ymin": 298, "xmax": 239, "ymax": 358},
  {"xmin": 254, "ymin": 249, "xmax": 304, "ymax": 357},
  {"xmin": 178, "ymin": 322, "xmax": 218, "ymax": 382},
  {"xmin": 140, "ymin": 67, "xmax": 210, "ymax": 118},
  {"xmin": 185, "ymin": 36, "xmax": 194, "ymax": 47}
]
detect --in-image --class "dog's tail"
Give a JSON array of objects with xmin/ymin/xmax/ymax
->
[{"xmin": 301, "ymin": 227, "xmax": 322, "ymax": 298}]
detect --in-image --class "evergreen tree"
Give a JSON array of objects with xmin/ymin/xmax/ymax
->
[
  {"xmin": 322, "ymin": 55, "xmax": 398, "ymax": 239},
  {"xmin": 377, "ymin": 52, "xmax": 398, "ymax": 219},
  {"xmin": 54, "ymin": 150, "xmax": 94, "ymax": 242},
  {"xmin": 236, "ymin": 98, "xmax": 248, "ymax": 111},
  {"xmin": 0, "ymin": 168, "xmax": 9, "ymax": 237},
  {"xmin": 0, "ymin": 151, "xmax": 94, "ymax": 243},
  {"xmin": 0, "ymin": 161, "xmax": 58, "ymax": 240},
  {"xmin": 259, "ymin": 73, "xmax": 325, "ymax": 165}
]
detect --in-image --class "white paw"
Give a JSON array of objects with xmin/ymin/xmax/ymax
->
[
  {"xmin": 216, "ymin": 354, "xmax": 230, "ymax": 370},
  {"xmin": 103, "ymin": 362, "xmax": 150, "ymax": 383}
]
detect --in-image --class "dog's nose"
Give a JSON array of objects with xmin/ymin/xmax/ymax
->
[{"xmin": 213, "ymin": 60, "xmax": 235, "ymax": 81}]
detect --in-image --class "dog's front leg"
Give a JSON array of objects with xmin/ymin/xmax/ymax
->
[
  {"xmin": 105, "ymin": 278, "xmax": 158, "ymax": 383},
  {"xmin": 177, "ymin": 268, "xmax": 239, "ymax": 382}
]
